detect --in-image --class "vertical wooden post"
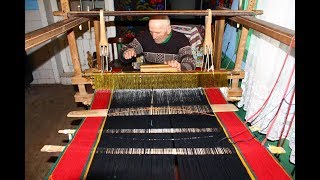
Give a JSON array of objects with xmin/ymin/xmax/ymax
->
[
  {"xmin": 213, "ymin": 17, "xmax": 225, "ymax": 70},
  {"xmin": 93, "ymin": 19, "xmax": 101, "ymax": 69},
  {"xmin": 78, "ymin": 84, "xmax": 87, "ymax": 95},
  {"xmin": 228, "ymin": 0, "xmax": 256, "ymax": 97},
  {"xmin": 60, "ymin": 0, "xmax": 82, "ymax": 77},
  {"xmin": 61, "ymin": 0, "xmax": 93, "ymax": 105}
]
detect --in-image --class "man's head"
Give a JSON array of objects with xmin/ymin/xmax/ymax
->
[{"xmin": 148, "ymin": 15, "xmax": 172, "ymax": 44}]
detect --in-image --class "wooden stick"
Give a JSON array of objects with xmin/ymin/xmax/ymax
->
[
  {"xmin": 140, "ymin": 64, "xmax": 178, "ymax": 72},
  {"xmin": 140, "ymin": 64, "xmax": 172, "ymax": 68},
  {"xmin": 58, "ymin": 129, "xmax": 76, "ymax": 134},
  {"xmin": 67, "ymin": 109, "xmax": 109, "ymax": 117},
  {"xmin": 99, "ymin": 10, "xmax": 108, "ymax": 47},
  {"xmin": 267, "ymin": 145, "xmax": 286, "ymax": 154},
  {"xmin": 210, "ymin": 104, "xmax": 238, "ymax": 112},
  {"xmin": 83, "ymin": 70, "xmax": 243, "ymax": 75},
  {"xmin": 66, "ymin": 10, "xmax": 263, "ymax": 17},
  {"xmin": 99, "ymin": 9, "xmax": 109, "ymax": 71},
  {"xmin": 67, "ymin": 104, "xmax": 237, "ymax": 117},
  {"xmin": 41, "ymin": 145, "xmax": 65, "ymax": 152},
  {"xmin": 203, "ymin": 9, "xmax": 213, "ymax": 55}
]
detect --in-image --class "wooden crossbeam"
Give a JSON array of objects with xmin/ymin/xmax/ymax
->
[
  {"xmin": 67, "ymin": 104, "xmax": 237, "ymax": 117},
  {"xmin": 218, "ymin": 6, "xmax": 295, "ymax": 48},
  {"xmin": 67, "ymin": 109, "xmax": 108, "ymax": 117},
  {"xmin": 65, "ymin": 10, "xmax": 263, "ymax": 18},
  {"xmin": 25, "ymin": 17, "xmax": 88, "ymax": 51}
]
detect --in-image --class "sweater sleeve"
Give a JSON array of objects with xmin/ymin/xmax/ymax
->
[
  {"xmin": 173, "ymin": 31, "xmax": 196, "ymax": 71},
  {"xmin": 119, "ymin": 38, "xmax": 144, "ymax": 64},
  {"xmin": 179, "ymin": 45, "xmax": 196, "ymax": 71}
]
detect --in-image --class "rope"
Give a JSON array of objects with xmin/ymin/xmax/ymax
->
[{"xmin": 277, "ymin": 89, "xmax": 295, "ymax": 147}]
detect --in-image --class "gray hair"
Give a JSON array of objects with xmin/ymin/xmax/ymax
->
[{"xmin": 149, "ymin": 15, "xmax": 171, "ymax": 26}]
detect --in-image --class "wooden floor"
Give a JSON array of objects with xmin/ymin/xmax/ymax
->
[{"xmin": 25, "ymin": 84, "xmax": 86, "ymax": 180}]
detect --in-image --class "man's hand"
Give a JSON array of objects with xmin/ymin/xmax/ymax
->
[
  {"xmin": 164, "ymin": 60, "xmax": 181, "ymax": 71},
  {"xmin": 123, "ymin": 48, "xmax": 136, "ymax": 60}
]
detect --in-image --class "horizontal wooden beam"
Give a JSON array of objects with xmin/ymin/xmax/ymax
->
[
  {"xmin": 218, "ymin": 7, "xmax": 295, "ymax": 48},
  {"xmin": 67, "ymin": 109, "xmax": 109, "ymax": 117},
  {"xmin": 229, "ymin": 16, "xmax": 295, "ymax": 48},
  {"xmin": 64, "ymin": 10, "xmax": 263, "ymax": 18},
  {"xmin": 25, "ymin": 17, "xmax": 89, "ymax": 51},
  {"xmin": 67, "ymin": 104, "xmax": 238, "ymax": 117}
]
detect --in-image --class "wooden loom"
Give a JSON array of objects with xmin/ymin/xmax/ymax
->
[
  {"xmin": 25, "ymin": 0, "xmax": 269, "ymax": 105},
  {"xmin": 25, "ymin": 0, "xmax": 295, "ymax": 179},
  {"xmin": 25, "ymin": 1, "xmax": 294, "ymax": 105}
]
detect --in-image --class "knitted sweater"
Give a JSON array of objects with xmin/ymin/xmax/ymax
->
[{"xmin": 120, "ymin": 30, "xmax": 196, "ymax": 70}]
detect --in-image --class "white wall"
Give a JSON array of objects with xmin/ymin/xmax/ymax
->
[
  {"xmin": 25, "ymin": 2, "xmax": 59, "ymax": 84},
  {"xmin": 25, "ymin": 0, "xmax": 116, "ymax": 85}
]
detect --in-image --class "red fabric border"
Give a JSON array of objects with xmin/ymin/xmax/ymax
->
[
  {"xmin": 204, "ymin": 87, "xmax": 292, "ymax": 180},
  {"xmin": 49, "ymin": 90, "xmax": 111, "ymax": 180}
]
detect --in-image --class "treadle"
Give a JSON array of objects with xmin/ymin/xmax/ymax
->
[
  {"xmin": 41, "ymin": 145, "xmax": 65, "ymax": 152},
  {"xmin": 58, "ymin": 129, "xmax": 76, "ymax": 141},
  {"xmin": 249, "ymin": 125, "xmax": 261, "ymax": 132},
  {"xmin": 267, "ymin": 144, "xmax": 286, "ymax": 154}
]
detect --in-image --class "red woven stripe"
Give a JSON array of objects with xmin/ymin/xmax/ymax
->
[
  {"xmin": 50, "ymin": 90, "xmax": 111, "ymax": 180},
  {"xmin": 204, "ymin": 87, "xmax": 291, "ymax": 180}
]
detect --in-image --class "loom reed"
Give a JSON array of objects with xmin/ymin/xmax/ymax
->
[{"xmin": 85, "ymin": 72, "xmax": 229, "ymax": 90}]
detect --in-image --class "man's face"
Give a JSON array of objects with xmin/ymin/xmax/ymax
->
[{"xmin": 149, "ymin": 20, "xmax": 170, "ymax": 44}]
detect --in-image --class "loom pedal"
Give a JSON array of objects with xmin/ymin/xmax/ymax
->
[
  {"xmin": 249, "ymin": 125, "xmax": 261, "ymax": 132},
  {"xmin": 67, "ymin": 109, "xmax": 109, "ymax": 117},
  {"xmin": 58, "ymin": 129, "xmax": 76, "ymax": 141},
  {"xmin": 267, "ymin": 144, "xmax": 286, "ymax": 154},
  {"xmin": 210, "ymin": 104, "xmax": 238, "ymax": 112},
  {"xmin": 41, "ymin": 145, "xmax": 65, "ymax": 153}
]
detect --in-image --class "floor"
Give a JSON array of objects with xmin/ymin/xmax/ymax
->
[{"xmin": 25, "ymin": 84, "xmax": 86, "ymax": 180}]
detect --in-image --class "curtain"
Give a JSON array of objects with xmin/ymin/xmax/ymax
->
[{"xmin": 237, "ymin": 0, "xmax": 295, "ymax": 164}]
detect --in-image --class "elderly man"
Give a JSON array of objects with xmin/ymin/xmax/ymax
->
[{"xmin": 120, "ymin": 15, "xmax": 196, "ymax": 71}]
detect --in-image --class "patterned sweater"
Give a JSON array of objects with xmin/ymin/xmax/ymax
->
[{"xmin": 120, "ymin": 30, "xmax": 196, "ymax": 70}]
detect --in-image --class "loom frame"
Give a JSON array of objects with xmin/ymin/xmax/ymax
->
[{"xmin": 25, "ymin": 0, "xmax": 295, "ymax": 105}]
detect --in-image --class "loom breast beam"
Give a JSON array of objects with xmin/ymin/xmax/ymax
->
[{"xmin": 66, "ymin": 104, "xmax": 238, "ymax": 118}]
